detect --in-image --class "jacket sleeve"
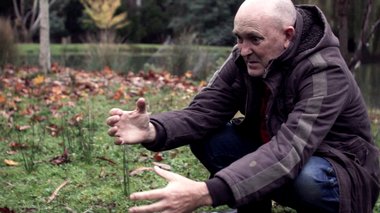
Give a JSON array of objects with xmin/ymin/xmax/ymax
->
[
  {"xmin": 144, "ymin": 50, "xmax": 245, "ymax": 151},
  {"xmin": 213, "ymin": 52, "xmax": 351, "ymax": 206}
]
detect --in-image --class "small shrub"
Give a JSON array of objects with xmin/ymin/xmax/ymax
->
[
  {"xmin": 0, "ymin": 17, "xmax": 17, "ymax": 69},
  {"xmin": 82, "ymin": 31, "xmax": 130, "ymax": 72}
]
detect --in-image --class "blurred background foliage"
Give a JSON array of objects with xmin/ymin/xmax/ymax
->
[{"xmin": 0, "ymin": 0, "xmax": 377, "ymax": 49}]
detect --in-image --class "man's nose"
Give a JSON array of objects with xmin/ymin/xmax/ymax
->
[{"xmin": 239, "ymin": 41, "xmax": 253, "ymax": 57}]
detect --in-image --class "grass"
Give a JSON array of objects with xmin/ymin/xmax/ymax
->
[
  {"xmin": 0, "ymin": 67, "xmax": 216, "ymax": 212},
  {"xmin": 0, "ymin": 66, "xmax": 379, "ymax": 213},
  {"xmin": 17, "ymin": 43, "xmax": 231, "ymax": 57}
]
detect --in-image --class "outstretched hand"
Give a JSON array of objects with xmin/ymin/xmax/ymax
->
[
  {"xmin": 106, "ymin": 98, "xmax": 156, "ymax": 145},
  {"xmin": 129, "ymin": 166, "xmax": 212, "ymax": 213}
]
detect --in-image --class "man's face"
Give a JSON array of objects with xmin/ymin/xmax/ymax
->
[{"xmin": 233, "ymin": 15, "xmax": 289, "ymax": 77}]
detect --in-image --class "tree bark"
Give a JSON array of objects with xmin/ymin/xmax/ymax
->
[
  {"xmin": 336, "ymin": 0, "xmax": 350, "ymax": 64},
  {"xmin": 348, "ymin": 0, "xmax": 378, "ymax": 70},
  {"xmin": 39, "ymin": 0, "xmax": 51, "ymax": 74}
]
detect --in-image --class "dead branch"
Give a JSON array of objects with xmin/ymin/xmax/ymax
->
[
  {"xmin": 47, "ymin": 180, "xmax": 69, "ymax": 203},
  {"xmin": 349, "ymin": 0, "xmax": 378, "ymax": 70}
]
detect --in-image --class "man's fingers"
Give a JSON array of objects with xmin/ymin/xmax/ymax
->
[
  {"xmin": 130, "ymin": 188, "xmax": 164, "ymax": 201},
  {"xmin": 109, "ymin": 108, "xmax": 123, "ymax": 116},
  {"xmin": 114, "ymin": 137, "xmax": 124, "ymax": 145},
  {"xmin": 129, "ymin": 200, "xmax": 166, "ymax": 213},
  {"xmin": 153, "ymin": 166, "xmax": 178, "ymax": 182},
  {"xmin": 136, "ymin": 98, "xmax": 147, "ymax": 113},
  {"xmin": 107, "ymin": 126, "xmax": 118, "ymax": 136},
  {"xmin": 106, "ymin": 115, "xmax": 121, "ymax": 126}
]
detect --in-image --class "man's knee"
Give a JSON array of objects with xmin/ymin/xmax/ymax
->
[{"xmin": 292, "ymin": 156, "xmax": 339, "ymax": 212}]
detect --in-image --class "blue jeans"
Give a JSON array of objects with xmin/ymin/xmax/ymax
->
[{"xmin": 190, "ymin": 123, "xmax": 339, "ymax": 213}]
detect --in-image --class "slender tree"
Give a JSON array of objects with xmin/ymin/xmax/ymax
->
[
  {"xmin": 39, "ymin": 0, "xmax": 50, "ymax": 74},
  {"xmin": 349, "ymin": 0, "xmax": 380, "ymax": 70}
]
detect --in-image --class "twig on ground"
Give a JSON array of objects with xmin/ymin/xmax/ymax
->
[{"xmin": 47, "ymin": 180, "xmax": 69, "ymax": 203}]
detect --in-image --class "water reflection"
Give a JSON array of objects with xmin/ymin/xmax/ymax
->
[{"xmin": 354, "ymin": 63, "xmax": 380, "ymax": 110}]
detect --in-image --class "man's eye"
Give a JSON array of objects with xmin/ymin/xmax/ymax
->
[
  {"xmin": 250, "ymin": 36, "xmax": 262, "ymax": 43},
  {"xmin": 236, "ymin": 37, "xmax": 243, "ymax": 43}
]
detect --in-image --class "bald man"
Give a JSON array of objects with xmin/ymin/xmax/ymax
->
[{"xmin": 107, "ymin": 0, "xmax": 380, "ymax": 212}]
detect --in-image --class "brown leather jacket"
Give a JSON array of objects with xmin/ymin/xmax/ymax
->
[{"xmin": 148, "ymin": 5, "xmax": 380, "ymax": 213}]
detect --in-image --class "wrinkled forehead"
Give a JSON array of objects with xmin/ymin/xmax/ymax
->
[{"xmin": 233, "ymin": 9, "xmax": 273, "ymax": 34}]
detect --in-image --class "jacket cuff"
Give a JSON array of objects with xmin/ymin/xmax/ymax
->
[
  {"xmin": 141, "ymin": 119, "xmax": 167, "ymax": 151},
  {"xmin": 206, "ymin": 177, "xmax": 235, "ymax": 207}
]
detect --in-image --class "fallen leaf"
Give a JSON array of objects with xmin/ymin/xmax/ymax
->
[
  {"xmin": 153, "ymin": 152, "xmax": 163, "ymax": 162},
  {"xmin": 50, "ymin": 149, "xmax": 70, "ymax": 165},
  {"xmin": 6, "ymin": 150, "xmax": 18, "ymax": 155},
  {"xmin": 68, "ymin": 113, "xmax": 83, "ymax": 126},
  {"xmin": 152, "ymin": 162, "xmax": 171, "ymax": 171},
  {"xmin": 32, "ymin": 75, "xmax": 45, "ymax": 86},
  {"xmin": 0, "ymin": 94, "xmax": 6, "ymax": 104},
  {"xmin": 8, "ymin": 142, "xmax": 28, "ymax": 149},
  {"xmin": 4, "ymin": 159, "xmax": 19, "ymax": 166},
  {"xmin": 184, "ymin": 71, "xmax": 193, "ymax": 78},
  {"xmin": 0, "ymin": 207, "xmax": 16, "ymax": 213},
  {"xmin": 46, "ymin": 124, "xmax": 61, "ymax": 137},
  {"xmin": 16, "ymin": 125, "xmax": 31, "ymax": 131},
  {"xmin": 129, "ymin": 167, "xmax": 153, "ymax": 176}
]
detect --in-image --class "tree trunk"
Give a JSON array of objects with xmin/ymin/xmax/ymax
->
[
  {"xmin": 39, "ymin": 0, "xmax": 51, "ymax": 74},
  {"xmin": 336, "ymin": 0, "xmax": 350, "ymax": 64}
]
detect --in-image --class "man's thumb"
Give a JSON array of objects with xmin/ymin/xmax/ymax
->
[{"xmin": 136, "ymin": 97, "xmax": 147, "ymax": 113}]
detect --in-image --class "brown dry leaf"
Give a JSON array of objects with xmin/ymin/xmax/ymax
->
[
  {"xmin": 50, "ymin": 149, "xmax": 70, "ymax": 165},
  {"xmin": 0, "ymin": 94, "xmax": 6, "ymax": 104},
  {"xmin": 16, "ymin": 125, "xmax": 31, "ymax": 131},
  {"xmin": 69, "ymin": 113, "xmax": 84, "ymax": 126},
  {"xmin": 129, "ymin": 167, "xmax": 153, "ymax": 176},
  {"xmin": 6, "ymin": 150, "xmax": 18, "ymax": 155},
  {"xmin": 46, "ymin": 124, "xmax": 60, "ymax": 137},
  {"xmin": 4, "ymin": 159, "xmax": 19, "ymax": 166},
  {"xmin": 152, "ymin": 162, "xmax": 172, "ymax": 171},
  {"xmin": 112, "ymin": 88, "xmax": 124, "ymax": 101},
  {"xmin": 184, "ymin": 71, "xmax": 193, "ymax": 78}
]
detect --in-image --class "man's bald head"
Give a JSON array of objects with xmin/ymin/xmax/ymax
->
[
  {"xmin": 235, "ymin": 0, "xmax": 297, "ymax": 28},
  {"xmin": 233, "ymin": 0, "xmax": 297, "ymax": 77}
]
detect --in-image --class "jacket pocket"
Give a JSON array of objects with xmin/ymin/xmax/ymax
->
[{"xmin": 335, "ymin": 137, "xmax": 371, "ymax": 166}]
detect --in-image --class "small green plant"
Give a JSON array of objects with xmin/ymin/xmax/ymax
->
[
  {"xmin": 122, "ymin": 145, "xmax": 131, "ymax": 197},
  {"xmin": 15, "ymin": 124, "xmax": 45, "ymax": 173}
]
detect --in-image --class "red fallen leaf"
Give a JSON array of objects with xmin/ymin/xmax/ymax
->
[
  {"xmin": 0, "ymin": 207, "xmax": 16, "ymax": 213},
  {"xmin": 153, "ymin": 152, "xmax": 163, "ymax": 162},
  {"xmin": 9, "ymin": 142, "xmax": 28, "ymax": 150},
  {"xmin": 112, "ymin": 89, "xmax": 124, "ymax": 101},
  {"xmin": 129, "ymin": 166, "xmax": 153, "ymax": 176},
  {"xmin": 50, "ymin": 149, "xmax": 70, "ymax": 165}
]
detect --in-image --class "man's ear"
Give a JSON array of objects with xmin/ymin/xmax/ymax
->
[{"xmin": 284, "ymin": 26, "xmax": 295, "ymax": 49}]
